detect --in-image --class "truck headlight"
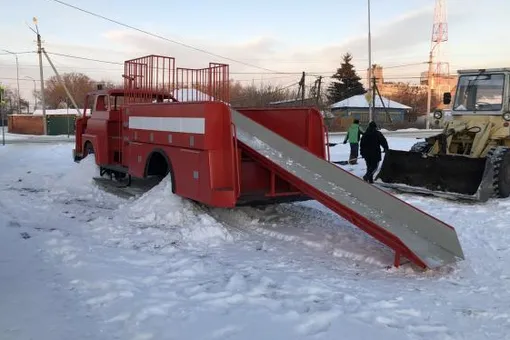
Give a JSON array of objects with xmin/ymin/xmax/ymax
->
[
  {"xmin": 433, "ymin": 110, "xmax": 443, "ymax": 119},
  {"xmin": 503, "ymin": 112, "xmax": 510, "ymax": 121}
]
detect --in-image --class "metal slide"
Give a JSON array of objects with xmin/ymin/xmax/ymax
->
[{"xmin": 231, "ymin": 109, "xmax": 465, "ymax": 269}]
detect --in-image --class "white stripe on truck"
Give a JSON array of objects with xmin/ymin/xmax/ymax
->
[{"xmin": 128, "ymin": 117, "xmax": 205, "ymax": 134}]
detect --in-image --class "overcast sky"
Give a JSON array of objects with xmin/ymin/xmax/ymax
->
[{"xmin": 1, "ymin": 0, "xmax": 509, "ymax": 100}]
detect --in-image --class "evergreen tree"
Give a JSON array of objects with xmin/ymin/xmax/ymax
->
[{"xmin": 326, "ymin": 53, "xmax": 366, "ymax": 104}]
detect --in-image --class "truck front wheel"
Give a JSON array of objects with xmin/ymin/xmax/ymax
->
[{"xmin": 488, "ymin": 146, "xmax": 510, "ymax": 198}]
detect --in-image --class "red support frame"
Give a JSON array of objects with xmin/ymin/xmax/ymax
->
[{"xmin": 231, "ymin": 122, "xmax": 241, "ymax": 198}]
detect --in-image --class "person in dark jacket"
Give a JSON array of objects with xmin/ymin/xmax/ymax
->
[
  {"xmin": 360, "ymin": 121, "xmax": 389, "ymax": 183},
  {"xmin": 343, "ymin": 119, "xmax": 364, "ymax": 164}
]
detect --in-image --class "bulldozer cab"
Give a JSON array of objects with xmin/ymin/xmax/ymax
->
[
  {"xmin": 449, "ymin": 71, "xmax": 508, "ymax": 113},
  {"xmin": 376, "ymin": 68, "xmax": 510, "ymax": 202}
]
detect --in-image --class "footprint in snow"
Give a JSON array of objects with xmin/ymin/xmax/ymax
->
[
  {"xmin": 8, "ymin": 221, "xmax": 20, "ymax": 228},
  {"xmin": 296, "ymin": 310, "xmax": 341, "ymax": 336},
  {"xmin": 211, "ymin": 325, "xmax": 242, "ymax": 339}
]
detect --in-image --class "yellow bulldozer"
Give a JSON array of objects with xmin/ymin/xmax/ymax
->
[{"xmin": 377, "ymin": 67, "xmax": 510, "ymax": 202}]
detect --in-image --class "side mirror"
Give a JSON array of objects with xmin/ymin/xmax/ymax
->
[{"xmin": 443, "ymin": 92, "xmax": 451, "ymax": 105}]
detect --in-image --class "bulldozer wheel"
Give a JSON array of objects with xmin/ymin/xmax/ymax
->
[
  {"xmin": 488, "ymin": 146, "xmax": 510, "ymax": 198},
  {"xmin": 410, "ymin": 141, "xmax": 431, "ymax": 153}
]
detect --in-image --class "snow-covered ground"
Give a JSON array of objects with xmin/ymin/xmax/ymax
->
[
  {"xmin": 0, "ymin": 131, "xmax": 75, "ymax": 143},
  {"xmin": 1, "ymin": 137, "xmax": 510, "ymax": 340}
]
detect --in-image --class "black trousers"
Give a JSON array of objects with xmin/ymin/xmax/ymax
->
[
  {"xmin": 363, "ymin": 158, "xmax": 379, "ymax": 183},
  {"xmin": 349, "ymin": 143, "xmax": 359, "ymax": 164}
]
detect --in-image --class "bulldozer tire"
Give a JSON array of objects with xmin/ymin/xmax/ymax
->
[
  {"xmin": 410, "ymin": 141, "xmax": 431, "ymax": 153},
  {"xmin": 488, "ymin": 146, "xmax": 510, "ymax": 198}
]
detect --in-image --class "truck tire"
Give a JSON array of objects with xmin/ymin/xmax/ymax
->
[
  {"xmin": 410, "ymin": 141, "xmax": 431, "ymax": 153},
  {"xmin": 488, "ymin": 146, "xmax": 510, "ymax": 198},
  {"xmin": 84, "ymin": 142, "xmax": 94, "ymax": 157},
  {"xmin": 145, "ymin": 150, "xmax": 176, "ymax": 193}
]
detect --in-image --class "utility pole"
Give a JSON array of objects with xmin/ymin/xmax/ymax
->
[
  {"xmin": 427, "ymin": 0, "xmax": 448, "ymax": 130},
  {"xmin": 426, "ymin": 51, "xmax": 434, "ymax": 130},
  {"xmin": 30, "ymin": 17, "xmax": 47, "ymax": 134},
  {"xmin": 372, "ymin": 76, "xmax": 376, "ymax": 123},
  {"xmin": 316, "ymin": 76, "xmax": 322, "ymax": 106},
  {"xmin": 367, "ymin": 0, "xmax": 373, "ymax": 122},
  {"xmin": 298, "ymin": 71, "xmax": 305, "ymax": 104},
  {"xmin": 42, "ymin": 48, "xmax": 81, "ymax": 115}
]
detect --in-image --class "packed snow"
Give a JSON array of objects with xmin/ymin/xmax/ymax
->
[
  {"xmin": 0, "ymin": 131, "xmax": 75, "ymax": 142},
  {"xmin": 30, "ymin": 109, "xmax": 82, "ymax": 116},
  {"xmin": 1, "ymin": 135, "xmax": 510, "ymax": 340}
]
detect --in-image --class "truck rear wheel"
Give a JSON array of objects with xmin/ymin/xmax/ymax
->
[
  {"xmin": 145, "ymin": 150, "xmax": 175, "ymax": 193},
  {"xmin": 84, "ymin": 142, "xmax": 94, "ymax": 157},
  {"xmin": 488, "ymin": 146, "xmax": 510, "ymax": 198}
]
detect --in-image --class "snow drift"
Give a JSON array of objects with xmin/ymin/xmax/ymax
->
[{"xmin": 89, "ymin": 173, "xmax": 234, "ymax": 251}]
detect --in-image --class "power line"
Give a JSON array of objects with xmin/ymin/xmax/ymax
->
[
  {"xmin": 35, "ymin": 52, "xmax": 311, "ymax": 74},
  {"xmin": 46, "ymin": 51, "xmax": 123, "ymax": 65},
  {"xmin": 0, "ymin": 51, "xmax": 36, "ymax": 56},
  {"xmin": 46, "ymin": 0, "xmax": 281, "ymax": 73},
  {"xmin": 0, "ymin": 61, "xmax": 433, "ymax": 80},
  {"xmin": 1, "ymin": 48, "xmax": 432, "ymax": 76},
  {"xmin": 382, "ymin": 62, "xmax": 428, "ymax": 69},
  {"xmin": 1, "ymin": 49, "xmax": 432, "ymax": 72},
  {"xmin": 0, "ymin": 77, "xmax": 40, "ymax": 82}
]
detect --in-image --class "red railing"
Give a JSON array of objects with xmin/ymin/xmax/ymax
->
[
  {"xmin": 121, "ymin": 55, "xmax": 230, "ymax": 104},
  {"xmin": 123, "ymin": 55, "xmax": 176, "ymax": 104},
  {"xmin": 175, "ymin": 63, "xmax": 230, "ymax": 103}
]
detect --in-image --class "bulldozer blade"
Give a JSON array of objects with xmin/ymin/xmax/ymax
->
[{"xmin": 376, "ymin": 149, "xmax": 495, "ymax": 202}]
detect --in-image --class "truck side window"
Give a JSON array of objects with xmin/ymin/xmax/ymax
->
[{"xmin": 95, "ymin": 95, "xmax": 108, "ymax": 111}]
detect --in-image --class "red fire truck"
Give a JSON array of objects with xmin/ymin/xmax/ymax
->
[
  {"xmin": 73, "ymin": 55, "xmax": 328, "ymax": 207},
  {"xmin": 73, "ymin": 54, "xmax": 465, "ymax": 270}
]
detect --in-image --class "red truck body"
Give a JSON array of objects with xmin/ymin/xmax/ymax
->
[{"xmin": 74, "ymin": 55, "xmax": 329, "ymax": 208}]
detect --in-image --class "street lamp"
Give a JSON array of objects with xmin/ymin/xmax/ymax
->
[
  {"xmin": 0, "ymin": 49, "xmax": 21, "ymax": 113},
  {"xmin": 23, "ymin": 76, "xmax": 37, "ymax": 113},
  {"xmin": 367, "ymin": 0, "xmax": 373, "ymax": 122}
]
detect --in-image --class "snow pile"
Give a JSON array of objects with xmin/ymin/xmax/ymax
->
[
  {"xmin": 55, "ymin": 155, "xmax": 98, "ymax": 190},
  {"xmin": 89, "ymin": 174, "xmax": 234, "ymax": 251}
]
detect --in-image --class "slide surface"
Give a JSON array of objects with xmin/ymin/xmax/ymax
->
[{"xmin": 231, "ymin": 109, "xmax": 464, "ymax": 269}]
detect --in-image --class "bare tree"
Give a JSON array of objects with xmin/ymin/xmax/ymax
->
[
  {"xmin": 43, "ymin": 72, "xmax": 95, "ymax": 109},
  {"xmin": 229, "ymin": 80, "xmax": 298, "ymax": 108},
  {"xmin": 0, "ymin": 86, "xmax": 29, "ymax": 113},
  {"xmin": 386, "ymin": 82, "xmax": 440, "ymax": 117}
]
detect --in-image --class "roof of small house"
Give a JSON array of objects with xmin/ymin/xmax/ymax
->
[{"xmin": 330, "ymin": 94, "xmax": 411, "ymax": 110}]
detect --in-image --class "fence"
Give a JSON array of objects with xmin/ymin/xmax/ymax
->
[{"xmin": 8, "ymin": 114, "xmax": 77, "ymax": 135}]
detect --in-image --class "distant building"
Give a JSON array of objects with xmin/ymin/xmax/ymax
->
[
  {"xmin": 420, "ymin": 71, "xmax": 458, "ymax": 109},
  {"xmin": 365, "ymin": 64, "xmax": 457, "ymax": 110},
  {"xmin": 329, "ymin": 93, "xmax": 411, "ymax": 128}
]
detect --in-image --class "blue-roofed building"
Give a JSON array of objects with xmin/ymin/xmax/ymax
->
[{"xmin": 329, "ymin": 93, "xmax": 411, "ymax": 127}]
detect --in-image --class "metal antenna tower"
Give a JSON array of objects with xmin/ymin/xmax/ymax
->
[{"xmin": 426, "ymin": 0, "xmax": 449, "ymax": 129}]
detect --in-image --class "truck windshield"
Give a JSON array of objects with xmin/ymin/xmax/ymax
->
[{"xmin": 453, "ymin": 73, "xmax": 505, "ymax": 112}]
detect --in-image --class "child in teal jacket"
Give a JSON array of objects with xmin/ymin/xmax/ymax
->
[{"xmin": 343, "ymin": 119, "xmax": 364, "ymax": 164}]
